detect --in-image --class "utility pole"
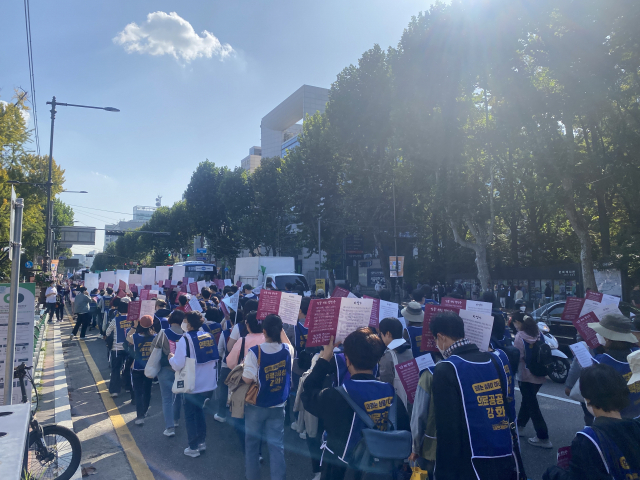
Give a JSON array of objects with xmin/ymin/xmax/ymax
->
[
  {"xmin": 44, "ymin": 97, "xmax": 57, "ymax": 272},
  {"xmin": 392, "ymin": 174, "xmax": 401, "ymax": 304},
  {"xmin": 317, "ymin": 217, "xmax": 321, "ymax": 277},
  {"xmin": 5, "ymin": 198, "xmax": 24, "ymax": 404}
]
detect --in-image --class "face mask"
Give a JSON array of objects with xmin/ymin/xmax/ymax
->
[
  {"xmin": 596, "ymin": 333, "xmax": 606, "ymax": 346},
  {"xmin": 436, "ymin": 336, "xmax": 445, "ymax": 356},
  {"xmin": 181, "ymin": 321, "xmax": 188, "ymax": 331}
]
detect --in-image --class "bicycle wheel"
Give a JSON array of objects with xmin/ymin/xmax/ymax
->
[{"xmin": 28, "ymin": 424, "xmax": 82, "ymax": 480}]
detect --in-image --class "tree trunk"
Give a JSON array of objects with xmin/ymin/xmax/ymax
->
[
  {"xmin": 595, "ymin": 186, "xmax": 611, "ymax": 257},
  {"xmin": 449, "ymin": 219, "xmax": 492, "ymax": 292},
  {"xmin": 507, "ymin": 147, "xmax": 519, "ymax": 267}
]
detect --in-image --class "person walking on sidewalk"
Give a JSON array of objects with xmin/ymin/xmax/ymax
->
[
  {"xmin": 70, "ymin": 287, "xmax": 92, "ymax": 339},
  {"xmin": 105, "ymin": 301, "xmax": 129, "ymax": 397},
  {"xmin": 45, "ymin": 280, "xmax": 58, "ymax": 323},
  {"xmin": 513, "ymin": 312, "xmax": 552, "ymax": 448},
  {"xmin": 127, "ymin": 315, "xmax": 157, "ymax": 426}
]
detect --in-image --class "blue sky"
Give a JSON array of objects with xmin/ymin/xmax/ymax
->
[{"xmin": 1, "ymin": 0, "xmax": 430, "ymax": 253}]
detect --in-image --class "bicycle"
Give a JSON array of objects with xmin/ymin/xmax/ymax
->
[{"xmin": 14, "ymin": 363, "xmax": 82, "ymax": 480}]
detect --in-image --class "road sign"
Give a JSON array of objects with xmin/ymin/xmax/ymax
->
[
  {"xmin": 196, "ymin": 256, "xmax": 206, "ymax": 261},
  {"xmin": 24, "ymin": 261, "xmax": 33, "ymax": 269},
  {"xmin": 196, "ymin": 248, "xmax": 207, "ymax": 254}
]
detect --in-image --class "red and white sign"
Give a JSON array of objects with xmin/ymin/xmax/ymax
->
[
  {"xmin": 561, "ymin": 297, "xmax": 585, "ymax": 321},
  {"xmin": 257, "ymin": 290, "xmax": 303, "ymax": 326},
  {"xmin": 579, "ymin": 291, "xmax": 620, "ymax": 317},
  {"xmin": 557, "ymin": 446, "xmax": 572, "ymax": 469},
  {"xmin": 573, "ymin": 302, "xmax": 622, "ymax": 349},
  {"xmin": 98, "ymin": 282, "xmax": 105, "ymax": 290},
  {"xmin": 394, "ymin": 354, "xmax": 436, "ymax": 404},
  {"xmin": 189, "ymin": 282, "xmax": 199, "ymax": 295},
  {"xmin": 421, "ymin": 305, "xmax": 460, "ymax": 352},
  {"xmin": 140, "ymin": 289, "xmax": 150, "ymax": 301},
  {"xmin": 440, "ymin": 298, "xmax": 492, "ymax": 315},
  {"xmin": 306, "ymin": 298, "xmax": 373, "ymax": 347},
  {"xmin": 331, "ymin": 287, "xmax": 350, "ymax": 298},
  {"xmin": 129, "ymin": 284, "xmax": 138, "ymax": 294},
  {"xmin": 128, "ymin": 301, "xmax": 142, "ymax": 321},
  {"xmin": 363, "ymin": 296, "xmax": 398, "ymax": 329}
]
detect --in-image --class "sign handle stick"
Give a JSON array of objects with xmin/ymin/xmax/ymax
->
[{"xmin": 5, "ymin": 198, "xmax": 24, "ymax": 405}]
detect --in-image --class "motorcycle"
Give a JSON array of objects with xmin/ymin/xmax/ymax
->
[{"xmin": 538, "ymin": 321, "xmax": 570, "ymax": 383}]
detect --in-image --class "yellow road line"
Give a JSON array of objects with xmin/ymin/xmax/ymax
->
[{"xmin": 78, "ymin": 339, "xmax": 155, "ymax": 480}]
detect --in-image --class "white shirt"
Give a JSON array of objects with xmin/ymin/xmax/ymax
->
[
  {"xmin": 45, "ymin": 286, "xmax": 58, "ymax": 303},
  {"xmin": 169, "ymin": 333, "xmax": 218, "ymax": 394},
  {"xmin": 243, "ymin": 342, "xmax": 294, "ymax": 408},
  {"xmin": 230, "ymin": 323, "xmax": 242, "ymax": 341}
]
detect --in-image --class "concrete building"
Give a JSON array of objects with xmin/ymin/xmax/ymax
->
[
  {"xmin": 261, "ymin": 85, "xmax": 329, "ymax": 159},
  {"xmin": 133, "ymin": 205, "xmax": 157, "ymax": 222},
  {"xmin": 104, "ymin": 206, "xmax": 158, "ymax": 249},
  {"xmin": 241, "ymin": 146, "xmax": 262, "ymax": 173}
]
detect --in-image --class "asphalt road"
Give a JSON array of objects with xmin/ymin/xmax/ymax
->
[{"xmin": 72, "ymin": 327, "xmax": 586, "ymax": 480}]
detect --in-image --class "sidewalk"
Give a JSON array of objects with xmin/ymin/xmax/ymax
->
[{"xmin": 37, "ymin": 307, "xmax": 134, "ymax": 479}]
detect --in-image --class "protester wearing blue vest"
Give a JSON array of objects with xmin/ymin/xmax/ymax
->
[
  {"xmin": 402, "ymin": 301, "xmax": 426, "ymax": 358},
  {"xmin": 430, "ymin": 311, "xmax": 519, "ymax": 480},
  {"xmin": 544, "ymin": 363, "xmax": 640, "ymax": 480},
  {"xmin": 169, "ymin": 311, "xmax": 219, "ymax": 458},
  {"xmin": 215, "ymin": 311, "xmax": 236, "ymax": 423},
  {"xmin": 100, "ymin": 288, "xmax": 114, "ymax": 333},
  {"xmin": 242, "ymin": 314, "xmax": 293, "ymax": 480},
  {"xmin": 105, "ymin": 301, "xmax": 130, "ymax": 397},
  {"xmin": 151, "ymin": 309, "xmax": 185, "ymax": 437},
  {"xmin": 126, "ymin": 315, "xmax": 156, "ymax": 426},
  {"xmin": 301, "ymin": 327, "xmax": 391, "ymax": 480}
]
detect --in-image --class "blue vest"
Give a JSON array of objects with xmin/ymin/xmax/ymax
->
[
  {"xmin": 442, "ymin": 355, "xmax": 513, "ymax": 459},
  {"xmin": 133, "ymin": 333, "xmax": 156, "ymax": 370},
  {"xmin": 238, "ymin": 322, "xmax": 248, "ymax": 338},
  {"xmin": 492, "ymin": 349, "xmax": 516, "ymax": 420},
  {"xmin": 594, "ymin": 350, "xmax": 640, "ymax": 419},
  {"xmin": 334, "ymin": 353, "xmax": 379, "ymax": 387},
  {"xmin": 203, "ymin": 322, "xmax": 223, "ymax": 346},
  {"xmin": 407, "ymin": 325, "xmax": 426, "ymax": 358},
  {"xmin": 339, "ymin": 379, "xmax": 394, "ymax": 462},
  {"xmin": 579, "ymin": 426, "xmax": 640, "ymax": 480},
  {"xmin": 160, "ymin": 318, "xmax": 170, "ymax": 330},
  {"xmin": 102, "ymin": 295, "xmax": 112, "ymax": 313},
  {"xmin": 251, "ymin": 344, "xmax": 292, "ymax": 408},
  {"xmin": 294, "ymin": 321, "xmax": 308, "ymax": 354},
  {"xmin": 222, "ymin": 329, "xmax": 232, "ymax": 358},
  {"xmin": 185, "ymin": 330, "xmax": 219, "ymax": 364},
  {"xmin": 115, "ymin": 315, "xmax": 133, "ymax": 344}
]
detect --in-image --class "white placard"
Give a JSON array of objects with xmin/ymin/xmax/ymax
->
[
  {"xmin": 155, "ymin": 266, "xmax": 170, "ymax": 282},
  {"xmin": 579, "ymin": 294, "xmax": 621, "ymax": 317},
  {"xmin": 141, "ymin": 268, "xmax": 156, "ymax": 286},
  {"xmin": 100, "ymin": 271, "xmax": 115, "ymax": 286},
  {"xmin": 224, "ymin": 279, "xmax": 232, "ymax": 286},
  {"xmin": 277, "ymin": 292, "xmax": 303, "ymax": 325},
  {"xmin": 197, "ymin": 280, "xmax": 207, "ymax": 292},
  {"xmin": 189, "ymin": 297, "xmax": 203, "ymax": 312},
  {"xmin": 84, "ymin": 273, "xmax": 99, "ymax": 292},
  {"xmin": 415, "ymin": 353, "xmax": 436, "ymax": 371},
  {"xmin": 569, "ymin": 342, "xmax": 594, "ymax": 368},
  {"xmin": 222, "ymin": 290, "xmax": 240, "ymax": 312},
  {"xmin": 458, "ymin": 309, "xmax": 494, "ymax": 352},
  {"xmin": 115, "ymin": 270, "xmax": 130, "ymax": 290},
  {"xmin": 379, "ymin": 300, "xmax": 398, "ymax": 322},
  {"xmin": 172, "ymin": 265, "xmax": 186, "ymax": 283},
  {"xmin": 463, "ymin": 300, "xmax": 493, "ymax": 316},
  {"xmin": 592, "ymin": 302, "xmax": 622, "ymax": 320},
  {"xmin": 347, "ymin": 292, "xmax": 357, "ymax": 299},
  {"xmin": 157, "ymin": 294, "xmax": 166, "ymax": 302},
  {"xmin": 129, "ymin": 274, "xmax": 142, "ymax": 285},
  {"xmin": 140, "ymin": 300, "xmax": 156, "ymax": 318},
  {"xmin": 335, "ymin": 298, "xmax": 374, "ymax": 342},
  {"xmin": 188, "ymin": 278, "xmax": 195, "ymax": 285}
]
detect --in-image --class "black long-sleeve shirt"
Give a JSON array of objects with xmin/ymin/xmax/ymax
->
[{"xmin": 432, "ymin": 343, "xmax": 517, "ymax": 480}]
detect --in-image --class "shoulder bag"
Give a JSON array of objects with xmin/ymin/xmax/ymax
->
[
  {"xmin": 244, "ymin": 344, "xmax": 260, "ymax": 406},
  {"xmin": 489, "ymin": 355, "xmax": 527, "ymax": 480},
  {"xmin": 144, "ymin": 331, "xmax": 163, "ymax": 379},
  {"xmin": 172, "ymin": 335, "xmax": 196, "ymax": 394}
]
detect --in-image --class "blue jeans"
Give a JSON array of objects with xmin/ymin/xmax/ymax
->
[
  {"xmin": 184, "ymin": 391, "xmax": 212, "ymax": 450},
  {"xmin": 245, "ymin": 404, "xmax": 286, "ymax": 480},
  {"xmin": 157, "ymin": 367, "xmax": 182, "ymax": 430}
]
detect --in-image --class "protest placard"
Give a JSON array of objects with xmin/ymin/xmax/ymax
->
[
  {"xmin": 140, "ymin": 289, "xmax": 149, "ymax": 301},
  {"xmin": 561, "ymin": 297, "xmax": 585, "ymax": 321},
  {"xmin": 256, "ymin": 290, "xmax": 303, "ymax": 325},
  {"xmin": 573, "ymin": 302, "xmax": 622, "ymax": 349},
  {"xmin": 155, "ymin": 266, "xmax": 170, "ymax": 283},
  {"xmin": 440, "ymin": 298, "xmax": 492, "ymax": 315},
  {"xmin": 569, "ymin": 342, "xmax": 594, "ymax": 368},
  {"xmin": 140, "ymin": 300, "xmax": 156, "ymax": 318},
  {"xmin": 128, "ymin": 301, "xmax": 142, "ymax": 321},
  {"xmin": 331, "ymin": 286, "xmax": 350, "ymax": 298},
  {"xmin": 98, "ymin": 282, "xmax": 105, "ymax": 290},
  {"xmin": 215, "ymin": 279, "xmax": 225, "ymax": 291},
  {"xmin": 421, "ymin": 304, "xmax": 460, "ymax": 352},
  {"xmin": 141, "ymin": 268, "xmax": 155, "ymax": 287},
  {"xmin": 224, "ymin": 279, "xmax": 232, "ymax": 287},
  {"xmin": 222, "ymin": 290, "xmax": 240, "ymax": 312},
  {"xmin": 189, "ymin": 296, "xmax": 202, "ymax": 312},
  {"xmin": 129, "ymin": 284, "xmax": 138, "ymax": 295},
  {"xmin": 557, "ymin": 446, "xmax": 572, "ymax": 469},
  {"xmin": 579, "ymin": 291, "xmax": 620, "ymax": 317},
  {"xmin": 129, "ymin": 274, "xmax": 142, "ymax": 285},
  {"xmin": 458, "ymin": 309, "xmax": 494, "ymax": 351},
  {"xmin": 189, "ymin": 282, "xmax": 199, "ymax": 295},
  {"xmin": 363, "ymin": 295, "xmax": 398, "ymax": 329},
  {"xmin": 394, "ymin": 354, "xmax": 436, "ymax": 404},
  {"xmin": 306, "ymin": 298, "xmax": 373, "ymax": 347},
  {"xmin": 197, "ymin": 280, "xmax": 207, "ymax": 293}
]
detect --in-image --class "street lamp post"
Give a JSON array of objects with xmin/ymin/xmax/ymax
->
[{"xmin": 43, "ymin": 96, "xmax": 119, "ymax": 273}]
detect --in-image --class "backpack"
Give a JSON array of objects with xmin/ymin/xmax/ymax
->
[
  {"xmin": 525, "ymin": 334, "xmax": 553, "ymax": 377},
  {"xmin": 335, "ymin": 387, "xmax": 412, "ymax": 479}
]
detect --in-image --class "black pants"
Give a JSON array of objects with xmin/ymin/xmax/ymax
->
[
  {"xmin": 46, "ymin": 303, "xmax": 57, "ymax": 322},
  {"xmin": 517, "ymin": 381, "xmax": 549, "ymax": 439},
  {"xmin": 56, "ymin": 303, "xmax": 64, "ymax": 321},
  {"xmin": 109, "ymin": 350, "xmax": 126, "ymax": 394},
  {"xmin": 307, "ymin": 418, "xmax": 323, "ymax": 474},
  {"xmin": 123, "ymin": 357, "xmax": 134, "ymax": 393},
  {"xmin": 72, "ymin": 313, "xmax": 91, "ymax": 338},
  {"xmin": 217, "ymin": 366, "xmax": 231, "ymax": 418},
  {"xmin": 131, "ymin": 370, "xmax": 152, "ymax": 419}
]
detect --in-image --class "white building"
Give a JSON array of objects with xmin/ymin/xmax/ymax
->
[{"xmin": 241, "ymin": 146, "xmax": 262, "ymax": 173}]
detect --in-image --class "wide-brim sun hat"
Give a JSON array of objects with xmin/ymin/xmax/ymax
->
[
  {"xmin": 626, "ymin": 350, "xmax": 640, "ymax": 386},
  {"xmin": 587, "ymin": 313, "xmax": 638, "ymax": 344},
  {"xmin": 401, "ymin": 301, "xmax": 424, "ymax": 323}
]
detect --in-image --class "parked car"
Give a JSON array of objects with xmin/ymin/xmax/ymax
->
[{"xmin": 530, "ymin": 300, "xmax": 640, "ymax": 353}]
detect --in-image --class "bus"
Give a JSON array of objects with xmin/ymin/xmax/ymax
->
[{"xmin": 169, "ymin": 261, "xmax": 218, "ymax": 282}]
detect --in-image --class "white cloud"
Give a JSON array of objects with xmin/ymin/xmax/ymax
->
[{"xmin": 113, "ymin": 11, "xmax": 233, "ymax": 62}]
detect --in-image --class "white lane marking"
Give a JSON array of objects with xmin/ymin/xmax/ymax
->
[{"xmin": 514, "ymin": 386, "xmax": 581, "ymax": 405}]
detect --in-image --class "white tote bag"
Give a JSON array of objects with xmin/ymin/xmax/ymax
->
[
  {"xmin": 144, "ymin": 334, "xmax": 163, "ymax": 379},
  {"xmin": 172, "ymin": 335, "xmax": 196, "ymax": 394}
]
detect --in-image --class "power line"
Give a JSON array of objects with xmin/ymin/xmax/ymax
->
[
  {"xmin": 22, "ymin": 0, "xmax": 40, "ymax": 156},
  {"xmin": 66, "ymin": 204, "xmax": 134, "ymax": 216}
]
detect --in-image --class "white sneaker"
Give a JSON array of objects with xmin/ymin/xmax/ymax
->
[
  {"xmin": 528, "ymin": 436, "xmax": 553, "ymax": 449},
  {"xmin": 163, "ymin": 427, "xmax": 175, "ymax": 437},
  {"xmin": 134, "ymin": 418, "xmax": 144, "ymax": 426},
  {"xmin": 184, "ymin": 447, "xmax": 200, "ymax": 458},
  {"xmin": 299, "ymin": 431, "xmax": 307, "ymax": 440},
  {"xmin": 214, "ymin": 414, "xmax": 226, "ymax": 423},
  {"xmin": 290, "ymin": 421, "xmax": 298, "ymax": 431},
  {"xmin": 198, "ymin": 443, "xmax": 206, "ymax": 452},
  {"xmin": 110, "ymin": 393, "xmax": 118, "ymax": 398}
]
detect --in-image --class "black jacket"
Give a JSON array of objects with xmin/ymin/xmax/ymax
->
[
  {"xmin": 544, "ymin": 417, "xmax": 640, "ymax": 480},
  {"xmin": 432, "ymin": 343, "xmax": 517, "ymax": 480},
  {"xmin": 301, "ymin": 358, "xmax": 375, "ymax": 472}
]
